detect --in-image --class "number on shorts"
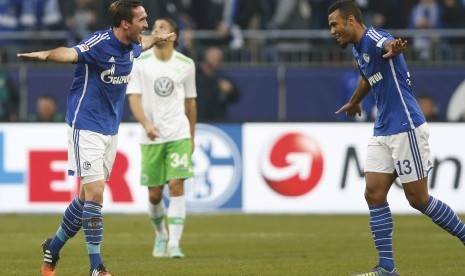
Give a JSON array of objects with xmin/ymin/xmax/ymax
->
[
  {"xmin": 396, "ymin": 160, "xmax": 412, "ymax": 175},
  {"xmin": 170, "ymin": 153, "xmax": 188, "ymax": 168}
]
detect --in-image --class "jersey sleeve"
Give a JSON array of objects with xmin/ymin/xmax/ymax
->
[
  {"xmin": 72, "ymin": 33, "xmax": 104, "ymax": 64},
  {"xmin": 366, "ymin": 28, "xmax": 392, "ymax": 57},
  {"xmin": 126, "ymin": 61, "xmax": 142, "ymax": 95},
  {"xmin": 184, "ymin": 62, "xmax": 197, "ymax": 99}
]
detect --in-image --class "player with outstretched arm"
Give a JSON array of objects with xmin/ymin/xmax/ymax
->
[
  {"xmin": 327, "ymin": 1, "xmax": 465, "ymax": 275},
  {"xmin": 17, "ymin": 1, "xmax": 173, "ymax": 275}
]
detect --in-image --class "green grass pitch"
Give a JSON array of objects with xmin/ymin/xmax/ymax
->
[{"xmin": 1, "ymin": 214, "xmax": 464, "ymax": 275}]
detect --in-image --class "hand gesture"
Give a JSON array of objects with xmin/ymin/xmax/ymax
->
[
  {"xmin": 335, "ymin": 102, "xmax": 362, "ymax": 118},
  {"xmin": 17, "ymin": 51, "xmax": 48, "ymax": 61},
  {"xmin": 383, "ymin": 38, "xmax": 407, "ymax": 59},
  {"xmin": 144, "ymin": 124, "xmax": 160, "ymax": 141}
]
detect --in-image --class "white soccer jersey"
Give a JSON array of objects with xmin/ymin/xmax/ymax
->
[{"xmin": 127, "ymin": 50, "xmax": 196, "ymax": 144}]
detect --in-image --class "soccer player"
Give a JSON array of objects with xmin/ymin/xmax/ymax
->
[
  {"xmin": 126, "ymin": 17, "xmax": 196, "ymax": 259},
  {"xmin": 328, "ymin": 1, "xmax": 465, "ymax": 275},
  {"xmin": 17, "ymin": 1, "xmax": 174, "ymax": 275}
]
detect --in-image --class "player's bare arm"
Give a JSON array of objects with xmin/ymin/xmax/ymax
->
[
  {"xmin": 383, "ymin": 38, "xmax": 407, "ymax": 59},
  {"xmin": 128, "ymin": 94, "xmax": 159, "ymax": 140},
  {"xmin": 336, "ymin": 76, "xmax": 371, "ymax": 117},
  {"xmin": 17, "ymin": 47, "xmax": 78, "ymax": 63},
  {"xmin": 141, "ymin": 32, "xmax": 175, "ymax": 51},
  {"xmin": 185, "ymin": 98, "xmax": 197, "ymax": 152}
]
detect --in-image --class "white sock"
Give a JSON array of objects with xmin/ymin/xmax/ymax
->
[
  {"xmin": 149, "ymin": 201, "xmax": 168, "ymax": 238},
  {"xmin": 167, "ymin": 195, "xmax": 186, "ymax": 248}
]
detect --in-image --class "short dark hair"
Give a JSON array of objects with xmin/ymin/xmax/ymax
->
[
  {"xmin": 156, "ymin": 17, "xmax": 179, "ymax": 48},
  {"xmin": 110, "ymin": 0, "xmax": 143, "ymax": 28},
  {"xmin": 328, "ymin": 0, "xmax": 363, "ymax": 24}
]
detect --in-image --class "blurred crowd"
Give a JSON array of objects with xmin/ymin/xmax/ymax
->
[{"xmin": 1, "ymin": 0, "xmax": 465, "ymax": 62}]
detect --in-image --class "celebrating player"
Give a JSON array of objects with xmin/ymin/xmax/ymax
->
[
  {"xmin": 17, "ymin": 1, "xmax": 174, "ymax": 275},
  {"xmin": 126, "ymin": 17, "xmax": 196, "ymax": 259},
  {"xmin": 328, "ymin": 1, "xmax": 465, "ymax": 275}
]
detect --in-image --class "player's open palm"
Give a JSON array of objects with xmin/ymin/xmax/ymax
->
[
  {"xmin": 335, "ymin": 102, "xmax": 362, "ymax": 118},
  {"xmin": 17, "ymin": 51, "xmax": 48, "ymax": 61},
  {"xmin": 383, "ymin": 38, "xmax": 407, "ymax": 59}
]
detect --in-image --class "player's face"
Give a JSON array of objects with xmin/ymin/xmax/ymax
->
[
  {"xmin": 127, "ymin": 6, "xmax": 148, "ymax": 44},
  {"xmin": 328, "ymin": 10, "xmax": 352, "ymax": 49},
  {"xmin": 152, "ymin": 20, "xmax": 175, "ymax": 47}
]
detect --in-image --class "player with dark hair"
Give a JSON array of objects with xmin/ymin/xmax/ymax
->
[
  {"xmin": 127, "ymin": 17, "xmax": 196, "ymax": 259},
  {"xmin": 328, "ymin": 1, "xmax": 465, "ymax": 275},
  {"xmin": 17, "ymin": 1, "xmax": 174, "ymax": 275}
]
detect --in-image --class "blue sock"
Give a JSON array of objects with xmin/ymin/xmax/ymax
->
[
  {"xmin": 423, "ymin": 196, "xmax": 465, "ymax": 245},
  {"xmin": 369, "ymin": 203, "xmax": 395, "ymax": 271},
  {"xmin": 49, "ymin": 197, "xmax": 84, "ymax": 254},
  {"xmin": 82, "ymin": 201, "xmax": 103, "ymax": 270}
]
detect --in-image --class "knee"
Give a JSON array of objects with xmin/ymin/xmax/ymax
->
[
  {"xmin": 364, "ymin": 188, "xmax": 387, "ymax": 206},
  {"xmin": 407, "ymin": 194, "xmax": 429, "ymax": 211},
  {"xmin": 169, "ymin": 181, "xmax": 184, "ymax": 197},
  {"xmin": 149, "ymin": 192, "xmax": 163, "ymax": 205}
]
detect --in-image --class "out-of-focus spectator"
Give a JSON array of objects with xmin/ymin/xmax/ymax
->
[
  {"xmin": 440, "ymin": 0, "xmax": 465, "ymax": 59},
  {"xmin": 417, "ymin": 94, "xmax": 443, "ymax": 122},
  {"xmin": 196, "ymin": 46, "xmax": 239, "ymax": 122},
  {"xmin": 266, "ymin": 0, "xmax": 312, "ymax": 62},
  {"xmin": 190, "ymin": 0, "xmax": 243, "ymax": 49},
  {"xmin": 28, "ymin": 94, "xmax": 64, "ymax": 122},
  {"xmin": 0, "ymin": 0, "xmax": 20, "ymax": 32},
  {"xmin": 0, "ymin": 52, "xmax": 19, "ymax": 122},
  {"xmin": 20, "ymin": 0, "xmax": 63, "ymax": 31},
  {"xmin": 408, "ymin": 0, "xmax": 441, "ymax": 60},
  {"xmin": 62, "ymin": 0, "xmax": 97, "ymax": 44}
]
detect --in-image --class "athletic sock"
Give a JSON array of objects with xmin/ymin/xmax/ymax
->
[
  {"xmin": 82, "ymin": 201, "xmax": 103, "ymax": 269},
  {"xmin": 49, "ymin": 197, "xmax": 84, "ymax": 254},
  {"xmin": 369, "ymin": 203, "xmax": 395, "ymax": 271},
  {"xmin": 167, "ymin": 196, "xmax": 186, "ymax": 248},
  {"xmin": 149, "ymin": 201, "xmax": 168, "ymax": 238},
  {"xmin": 423, "ymin": 196, "xmax": 465, "ymax": 245}
]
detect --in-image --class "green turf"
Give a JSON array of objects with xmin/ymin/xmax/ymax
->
[{"xmin": 0, "ymin": 214, "xmax": 464, "ymax": 275}]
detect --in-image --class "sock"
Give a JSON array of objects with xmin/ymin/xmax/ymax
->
[
  {"xmin": 82, "ymin": 201, "xmax": 103, "ymax": 270},
  {"xmin": 167, "ymin": 196, "xmax": 186, "ymax": 248},
  {"xmin": 149, "ymin": 201, "xmax": 168, "ymax": 238},
  {"xmin": 49, "ymin": 197, "xmax": 84, "ymax": 254},
  {"xmin": 423, "ymin": 196, "xmax": 465, "ymax": 245},
  {"xmin": 369, "ymin": 203, "xmax": 395, "ymax": 271}
]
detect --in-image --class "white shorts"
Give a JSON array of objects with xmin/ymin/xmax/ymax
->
[
  {"xmin": 67, "ymin": 126, "xmax": 118, "ymax": 184},
  {"xmin": 364, "ymin": 123, "xmax": 433, "ymax": 183}
]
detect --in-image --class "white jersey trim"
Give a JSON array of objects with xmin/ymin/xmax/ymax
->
[
  {"xmin": 389, "ymin": 59, "xmax": 415, "ymax": 129},
  {"xmin": 71, "ymin": 64, "xmax": 90, "ymax": 127}
]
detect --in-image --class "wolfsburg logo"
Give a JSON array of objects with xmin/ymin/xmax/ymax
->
[
  {"xmin": 100, "ymin": 64, "xmax": 130, "ymax": 84},
  {"xmin": 154, "ymin": 77, "xmax": 174, "ymax": 97}
]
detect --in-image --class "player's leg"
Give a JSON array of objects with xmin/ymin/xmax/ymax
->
[
  {"xmin": 167, "ymin": 179, "xmax": 186, "ymax": 258},
  {"xmin": 141, "ymin": 144, "xmax": 169, "ymax": 257},
  {"xmin": 148, "ymin": 186, "xmax": 169, "ymax": 257},
  {"xmin": 353, "ymin": 136, "xmax": 398, "ymax": 276},
  {"xmin": 399, "ymin": 124, "xmax": 465, "ymax": 245},
  {"xmin": 41, "ymin": 126, "xmax": 85, "ymax": 276},
  {"xmin": 165, "ymin": 139, "xmax": 194, "ymax": 258},
  {"xmin": 78, "ymin": 129, "xmax": 115, "ymax": 275}
]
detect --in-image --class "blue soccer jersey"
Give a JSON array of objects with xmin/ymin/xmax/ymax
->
[
  {"xmin": 66, "ymin": 30, "xmax": 142, "ymax": 135},
  {"xmin": 352, "ymin": 27, "xmax": 426, "ymax": 136}
]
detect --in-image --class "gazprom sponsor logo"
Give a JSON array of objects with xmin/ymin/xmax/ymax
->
[
  {"xmin": 368, "ymin": 72, "xmax": 383, "ymax": 86},
  {"xmin": 184, "ymin": 124, "xmax": 242, "ymax": 212},
  {"xmin": 100, "ymin": 64, "xmax": 130, "ymax": 84}
]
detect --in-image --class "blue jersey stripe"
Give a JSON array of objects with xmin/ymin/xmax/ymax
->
[{"xmin": 388, "ymin": 59, "xmax": 415, "ymax": 129}]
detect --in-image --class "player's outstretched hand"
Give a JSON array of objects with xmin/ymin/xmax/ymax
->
[
  {"xmin": 155, "ymin": 32, "xmax": 175, "ymax": 43},
  {"xmin": 335, "ymin": 102, "xmax": 362, "ymax": 117},
  {"xmin": 383, "ymin": 38, "xmax": 407, "ymax": 59},
  {"xmin": 17, "ymin": 51, "xmax": 48, "ymax": 61}
]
